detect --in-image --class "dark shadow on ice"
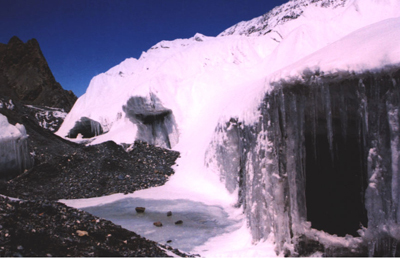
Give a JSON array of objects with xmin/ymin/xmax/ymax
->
[
  {"xmin": 67, "ymin": 116, "xmax": 103, "ymax": 138},
  {"xmin": 122, "ymin": 94, "xmax": 178, "ymax": 149}
]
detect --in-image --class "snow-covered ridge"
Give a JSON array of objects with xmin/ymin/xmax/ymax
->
[
  {"xmin": 269, "ymin": 17, "xmax": 400, "ymax": 84},
  {"xmin": 57, "ymin": 0, "xmax": 400, "ymax": 156},
  {"xmin": 219, "ymin": 0, "xmax": 347, "ymax": 37}
]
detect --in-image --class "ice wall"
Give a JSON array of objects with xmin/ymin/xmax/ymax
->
[
  {"xmin": 122, "ymin": 93, "xmax": 178, "ymax": 149},
  {"xmin": 207, "ymin": 66, "xmax": 400, "ymax": 256},
  {"xmin": 67, "ymin": 117, "xmax": 104, "ymax": 139},
  {"xmin": 0, "ymin": 113, "xmax": 32, "ymax": 180}
]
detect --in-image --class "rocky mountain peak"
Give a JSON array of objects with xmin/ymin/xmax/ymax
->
[
  {"xmin": 0, "ymin": 36, "xmax": 77, "ymax": 112},
  {"xmin": 7, "ymin": 35, "xmax": 24, "ymax": 46}
]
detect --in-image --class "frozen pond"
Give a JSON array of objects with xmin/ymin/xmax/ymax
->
[{"xmin": 82, "ymin": 197, "xmax": 240, "ymax": 253}]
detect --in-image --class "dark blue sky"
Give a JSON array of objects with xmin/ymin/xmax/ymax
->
[{"xmin": 1, "ymin": 0, "xmax": 285, "ymax": 97}]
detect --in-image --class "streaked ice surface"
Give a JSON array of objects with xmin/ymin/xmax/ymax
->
[{"xmin": 82, "ymin": 197, "xmax": 240, "ymax": 252}]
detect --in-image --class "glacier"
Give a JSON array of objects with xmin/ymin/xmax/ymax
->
[{"xmin": 59, "ymin": 0, "xmax": 400, "ymax": 256}]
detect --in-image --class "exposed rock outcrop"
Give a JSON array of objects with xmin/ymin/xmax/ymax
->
[{"xmin": 0, "ymin": 36, "xmax": 76, "ymax": 112}]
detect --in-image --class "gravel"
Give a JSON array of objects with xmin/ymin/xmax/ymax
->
[
  {"xmin": 0, "ymin": 196, "xmax": 193, "ymax": 257},
  {"xmin": 0, "ymin": 140, "xmax": 180, "ymax": 200},
  {"xmin": 0, "ymin": 100, "xmax": 195, "ymax": 257}
]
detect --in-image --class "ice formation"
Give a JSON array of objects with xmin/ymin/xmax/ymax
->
[
  {"xmin": 58, "ymin": 0, "xmax": 400, "ymax": 256},
  {"xmin": 122, "ymin": 93, "xmax": 178, "ymax": 149},
  {"xmin": 66, "ymin": 116, "xmax": 104, "ymax": 139},
  {"xmin": 208, "ymin": 67, "xmax": 400, "ymax": 255},
  {"xmin": 0, "ymin": 113, "xmax": 32, "ymax": 179}
]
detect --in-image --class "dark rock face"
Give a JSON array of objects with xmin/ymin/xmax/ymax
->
[
  {"xmin": 207, "ymin": 66, "xmax": 400, "ymax": 256},
  {"xmin": 67, "ymin": 116, "xmax": 104, "ymax": 138},
  {"xmin": 0, "ymin": 36, "xmax": 76, "ymax": 112},
  {"xmin": 123, "ymin": 94, "xmax": 178, "ymax": 149}
]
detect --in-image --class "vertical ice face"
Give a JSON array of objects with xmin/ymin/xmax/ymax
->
[
  {"xmin": 207, "ymin": 67, "xmax": 400, "ymax": 256},
  {"xmin": 0, "ymin": 113, "xmax": 32, "ymax": 179},
  {"xmin": 122, "ymin": 93, "xmax": 178, "ymax": 149},
  {"xmin": 66, "ymin": 117, "xmax": 104, "ymax": 139},
  {"xmin": 205, "ymin": 118, "xmax": 243, "ymax": 195}
]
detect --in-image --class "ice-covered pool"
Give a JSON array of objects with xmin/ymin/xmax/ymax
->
[{"xmin": 82, "ymin": 197, "xmax": 240, "ymax": 252}]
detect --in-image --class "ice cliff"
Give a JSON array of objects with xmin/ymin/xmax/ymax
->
[{"xmin": 0, "ymin": 113, "xmax": 31, "ymax": 179}]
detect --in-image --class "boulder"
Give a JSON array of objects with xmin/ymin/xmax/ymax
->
[
  {"xmin": 153, "ymin": 221, "xmax": 163, "ymax": 227},
  {"xmin": 135, "ymin": 207, "xmax": 145, "ymax": 213}
]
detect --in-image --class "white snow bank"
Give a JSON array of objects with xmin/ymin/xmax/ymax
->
[
  {"xmin": 56, "ymin": 33, "xmax": 276, "ymax": 142},
  {"xmin": 270, "ymin": 17, "xmax": 400, "ymax": 82},
  {"xmin": 0, "ymin": 113, "xmax": 27, "ymax": 141},
  {"xmin": 192, "ymin": 221, "xmax": 278, "ymax": 257}
]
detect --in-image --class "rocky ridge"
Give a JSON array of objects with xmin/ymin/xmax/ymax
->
[{"xmin": 0, "ymin": 36, "xmax": 76, "ymax": 112}]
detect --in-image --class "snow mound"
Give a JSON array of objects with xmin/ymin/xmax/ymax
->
[{"xmin": 0, "ymin": 114, "xmax": 26, "ymax": 141}]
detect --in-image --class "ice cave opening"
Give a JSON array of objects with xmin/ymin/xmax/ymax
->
[
  {"xmin": 305, "ymin": 130, "xmax": 368, "ymax": 237},
  {"xmin": 300, "ymin": 79, "xmax": 369, "ymax": 237}
]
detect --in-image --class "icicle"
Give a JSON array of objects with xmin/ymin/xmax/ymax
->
[
  {"xmin": 278, "ymin": 89, "xmax": 287, "ymax": 140},
  {"xmin": 339, "ymin": 84, "xmax": 348, "ymax": 141},
  {"xmin": 358, "ymin": 79, "xmax": 369, "ymax": 136},
  {"xmin": 297, "ymin": 93, "xmax": 307, "ymax": 223},
  {"xmin": 311, "ymin": 88, "xmax": 318, "ymax": 161},
  {"xmin": 90, "ymin": 119, "xmax": 101, "ymax": 136},
  {"xmin": 322, "ymin": 84, "xmax": 334, "ymax": 160},
  {"xmin": 387, "ymin": 94, "xmax": 400, "ymax": 223}
]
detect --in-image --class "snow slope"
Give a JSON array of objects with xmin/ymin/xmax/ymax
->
[{"xmin": 58, "ymin": 0, "xmax": 400, "ymax": 255}]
